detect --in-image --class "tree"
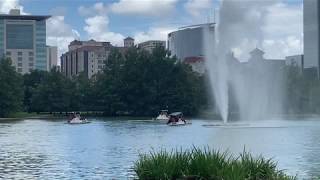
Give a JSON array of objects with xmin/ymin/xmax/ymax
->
[
  {"xmin": 0, "ymin": 58, "xmax": 23, "ymax": 117},
  {"xmin": 23, "ymin": 70, "xmax": 48, "ymax": 112},
  {"xmin": 30, "ymin": 67, "xmax": 75, "ymax": 113},
  {"xmin": 94, "ymin": 46, "xmax": 207, "ymax": 116}
]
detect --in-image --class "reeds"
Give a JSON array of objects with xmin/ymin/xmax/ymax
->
[{"xmin": 134, "ymin": 147, "xmax": 295, "ymax": 180}]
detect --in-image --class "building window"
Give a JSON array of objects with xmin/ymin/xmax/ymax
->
[
  {"xmin": 98, "ymin": 60, "xmax": 103, "ymax": 64},
  {"xmin": 18, "ymin": 57, "xmax": 22, "ymax": 61},
  {"xmin": 29, "ymin": 52, "xmax": 34, "ymax": 56},
  {"xmin": 29, "ymin": 68, "xmax": 33, "ymax": 72},
  {"xmin": 29, "ymin": 57, "xmax": 34, "ymax": 61},
  {"xmin": 17, "ymin": 68, "xmax": 22, "ymax": 72},
  {"xmin": 17, "ymin": 52, "xmax": 22, "ymax": 56},
  {"xmin": 18, "ymin": 63, "xmax": 22, "ymax": 67},
  {"xmin": 6, "ymin": 24, "xmax": 34, "ymax": 49},
  {"xmin": 29, "ymin": 63, "xmax": 33, "ymax": 67},
  {"xmin": 6, "ymin": 51, "xmax": 11, "ymax": 56},
  {"xmin": 98, "ymin": 65, "xmax": 102, "ymax": 69}
]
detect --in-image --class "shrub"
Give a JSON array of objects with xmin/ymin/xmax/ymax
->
[{"xmin": 134, "ymin": 147, "xmax": 295, "ymax": 180}]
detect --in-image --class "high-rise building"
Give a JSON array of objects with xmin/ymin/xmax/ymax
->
[
  {"xmin": 61, "ymin": 40, "xmax": 112, "ymax": 78},
  {"xmin": 0, "ymin": 9, "xmax": 50, "ymax": 74},
  {"xmin": 46, "ymin": 46, "xmax": 58, "ymax": 71},
  {"xmin": 168, "ymin": 23, "xmax": 215, "ymax": 61},
  {"xmin": 138, "ymin": 40, "xmax": 166, "ymax": 53},
  {"xmin": 303, "ymin": 0, "xmax": 320, "ymax": 78}
]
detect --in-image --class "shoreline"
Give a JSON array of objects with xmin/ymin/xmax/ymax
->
[{"xmin": 1, "ymin": 112, "xmax": 320, "ymax": 122}]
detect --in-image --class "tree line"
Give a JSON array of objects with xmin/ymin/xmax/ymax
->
[
  {"xmin": 0, "ymin": 46, "xmax": 319, "ymax": 118},
  {"xmin": 0, "ymin": 47, "xmax": 208, "ymax": 117}
]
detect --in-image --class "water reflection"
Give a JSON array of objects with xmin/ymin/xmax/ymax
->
[{"xmin": 0, "ymin": 119, "xmax": 319, "ymax": 179}]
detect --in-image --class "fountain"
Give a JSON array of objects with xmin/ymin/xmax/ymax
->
[{"xmin": 204, "ymin": 0, "xmax": 285, "ymax": 122}]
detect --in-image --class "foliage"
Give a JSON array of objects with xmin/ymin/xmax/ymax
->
[
  {"xmin": 94, "ymin": 46, "xmax": 207, "ymax": 116},
  {"xmin": 23, "ymin": 70, "xmax": 48, "ymax": 112},
  {"xmin": 2, "ymin": 46, "xmax": 320, "ymax": 117},
  {"xmin": 17, "ymin": 46, "xmax": 207, "ymax": 116},
  {"xmin": 29, "ymin": 67, "xmax": 75, "ymax": 113},
  {"xmin": 0, "ymin": 58, "xmax": 23, "ymax": 117},
  {"xmin": 134, "ymin": 147, "xmax": 295, "ymax": 180}
]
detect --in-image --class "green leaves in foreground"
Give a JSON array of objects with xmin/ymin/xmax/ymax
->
[{"xmin": 134, "ymin": 147, "xmax": 295, "ymax": 180}]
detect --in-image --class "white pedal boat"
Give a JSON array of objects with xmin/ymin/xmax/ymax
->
[
  {"xmin": 155, "ymin": 110, "xmax": 169, "ymax": 121},
  {"xmin": 68, "ymin": 117, "xmax": 90, "ymax": 124}
]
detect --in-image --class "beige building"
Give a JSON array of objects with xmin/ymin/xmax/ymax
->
[
  {"xmin": 46, "ymin": 46, "xmax": 58, "ymax": 71},
  {"xmin": 138, "ymin": 40, "xmax": 166, "ymax": 53},
  {"xmin": 61, "ymin": 40, "xmax": 112, "ymax": 78},
  {"xmin": 124, "ymin": 37, "xmax": 134, "ymax": 47}
]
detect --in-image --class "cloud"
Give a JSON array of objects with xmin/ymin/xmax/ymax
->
[
  {"xmin": 184, "ymin": 0, "xmax": 212, "ymax": 17},
  {"xmin": 216, "ymin": 0, "xmax": 302, "ymax": 59},
  {"xmin": 83, "ymin": 15, "xmax": 124, "ymax": 46},
  {"xmin": 46, "ymin": 16, "xmax": 80, "ymax": 58},
  {"xmin": 262, "ymin": 2, "xmax": 303, "ymax": 59},
  {"xmin": 0, "ymin": 0, "xmax": 27, "ymax": 14},
  {"xmin": 110, "ymin": 0, "xmax": 178, "ymax": 17},
  {"xmin": 78, "ymin": 2, "xmax": 108, "ymax": 16},
  {"xmin": 50, "ymin": 7, "xmax": 67, "ymax": 16},
  {"xmin": 134, "ymin": 26, "xmax": 175, "ymax": 44},
  {"xmin": 217, "ymin": 0, "xmax": 277, "ymax": 59}
]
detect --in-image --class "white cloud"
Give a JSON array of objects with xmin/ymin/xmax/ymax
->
[
  {"xmin": 134, "ymin": 26, "xmax": 175, "ymax": 44},
  {"xmin": 78, "ymin": 2, "xmax": 108, "ymax": 16},
  {"xmin": 184, "ymin": 0, "xmax": 212, "ymax": 17},
  {"xmin": 262, "ymin": 3, "xmax": 303, "ymax": 59},
  {"xmin": 46, "ymin": 16, "xmax": 80, "ymax": 58},
  {"xmin": 110, "ymin": 0, "xmax": 178, "ymax": 17},
  {"xmin": 0, "ymin": 0, "xmax": 27, "ymax": 14},
  {"xmin": 83, "ymin": 14, "xmax": 124, "ymax": 46}
]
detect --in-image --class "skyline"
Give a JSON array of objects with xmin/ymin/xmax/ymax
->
[{"xmin": 1, "ymin": 0, "xmax": 303, "ymax": 59}]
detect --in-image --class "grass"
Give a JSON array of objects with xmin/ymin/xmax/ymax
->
[
  {"xmin": 7, "ymin": 112, "xmax": 38, "ymax": 118},
  {"xmin": 134, "ymin": 147, "xmax": 296, "ymax": 180}
]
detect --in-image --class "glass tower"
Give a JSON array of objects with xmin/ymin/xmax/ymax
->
[
  {"xmin": 304, "ymin": 0, "xmax": 320, "ymax": 78},
  {"xmin": 0, "ymin": 9, "xmax": 50, "ymax": 73}
]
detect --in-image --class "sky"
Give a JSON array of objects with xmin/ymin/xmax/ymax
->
[{"xmin": 0, "ymin": 0, "xmax": 303, "ymax": 59}]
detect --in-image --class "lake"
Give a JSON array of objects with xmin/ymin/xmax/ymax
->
[{"xmin": 0, "ymin": 118, "xmax": 320, "ymax": 179}]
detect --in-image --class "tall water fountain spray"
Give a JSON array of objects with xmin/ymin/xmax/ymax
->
[
  {"xmin": 204, "ymin": 0, "xmax": 285, "ymax": 122},
  {"xmin": 204, "ymin": 24, "xmax": 229, "ymax": 123}
]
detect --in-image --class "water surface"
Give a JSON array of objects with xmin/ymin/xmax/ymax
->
[{"xmin": 0, "ymin": 118, "xmax": 320, "ymax": 179}]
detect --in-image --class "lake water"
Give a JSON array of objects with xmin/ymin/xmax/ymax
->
[{"xmin": 0, "ymin": 118, "xmax": 320, "ymax": 179}]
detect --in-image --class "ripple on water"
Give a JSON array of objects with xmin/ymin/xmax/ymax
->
[{"xmin": 0, "ymin": 119, "xmax": 320, "ymax": 178}]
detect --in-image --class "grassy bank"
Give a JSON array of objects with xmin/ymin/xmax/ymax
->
[
  {"xmin": 134, "ymin": 148, "xmax": 295, "ymax": 180},
  {"xmin": 0, "ymin": 112, "xmax": 57, "ymax": 120}
]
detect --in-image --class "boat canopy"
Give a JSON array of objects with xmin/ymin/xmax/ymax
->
[
  {"xmin": 160, "ymin": 110, "xmax": 168, "ymax": 112},
  {"xmin": 169, "ymin": 112, "xmax": 183, "ymax": 116}
]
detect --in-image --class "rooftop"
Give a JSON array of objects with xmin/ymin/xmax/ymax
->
[
  {"xmin": 0, "ymin": 15, "xmax": 51, "ymax": 21},
  {"xmin": 124, "ymin": 37, "xmax": 134, "ymax": 41},
  {"xmin": 0, "ymin": 9, "xmax": 50, "ymax": 21}
]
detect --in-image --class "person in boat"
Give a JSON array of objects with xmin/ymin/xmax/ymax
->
[
  {"xmin": 179, "ymin": 115, "xmax": 186, "ymax": 123},
  {"xmin": 80, "ymin": 115, "xmax": 86, "ymax": 121},
  {"xmin": 167, "ymin": 116, "xmax": 175, "ymax": 124},
  {"xmin": 167, "ymin": 113, "xmax": 179, "ymax": 124},
  {"xmin": 68, "ymin": 112, "xmax": 75, "ymax": 123}
]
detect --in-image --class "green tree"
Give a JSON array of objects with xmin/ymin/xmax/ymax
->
[
  {"xmin": 23, "ymin": 70, "xmax": 48, "ymax": 112},
  {"xmin": 30, "ymin": 67, "xmax": 75, "ymax": 113},
  {"xmin": 0, "ymin": 58, "xmax": 23, "ymax": 117},
  {"xmin": 94, "ymin": 46, "xmax": 207, "ymax": 116}
]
